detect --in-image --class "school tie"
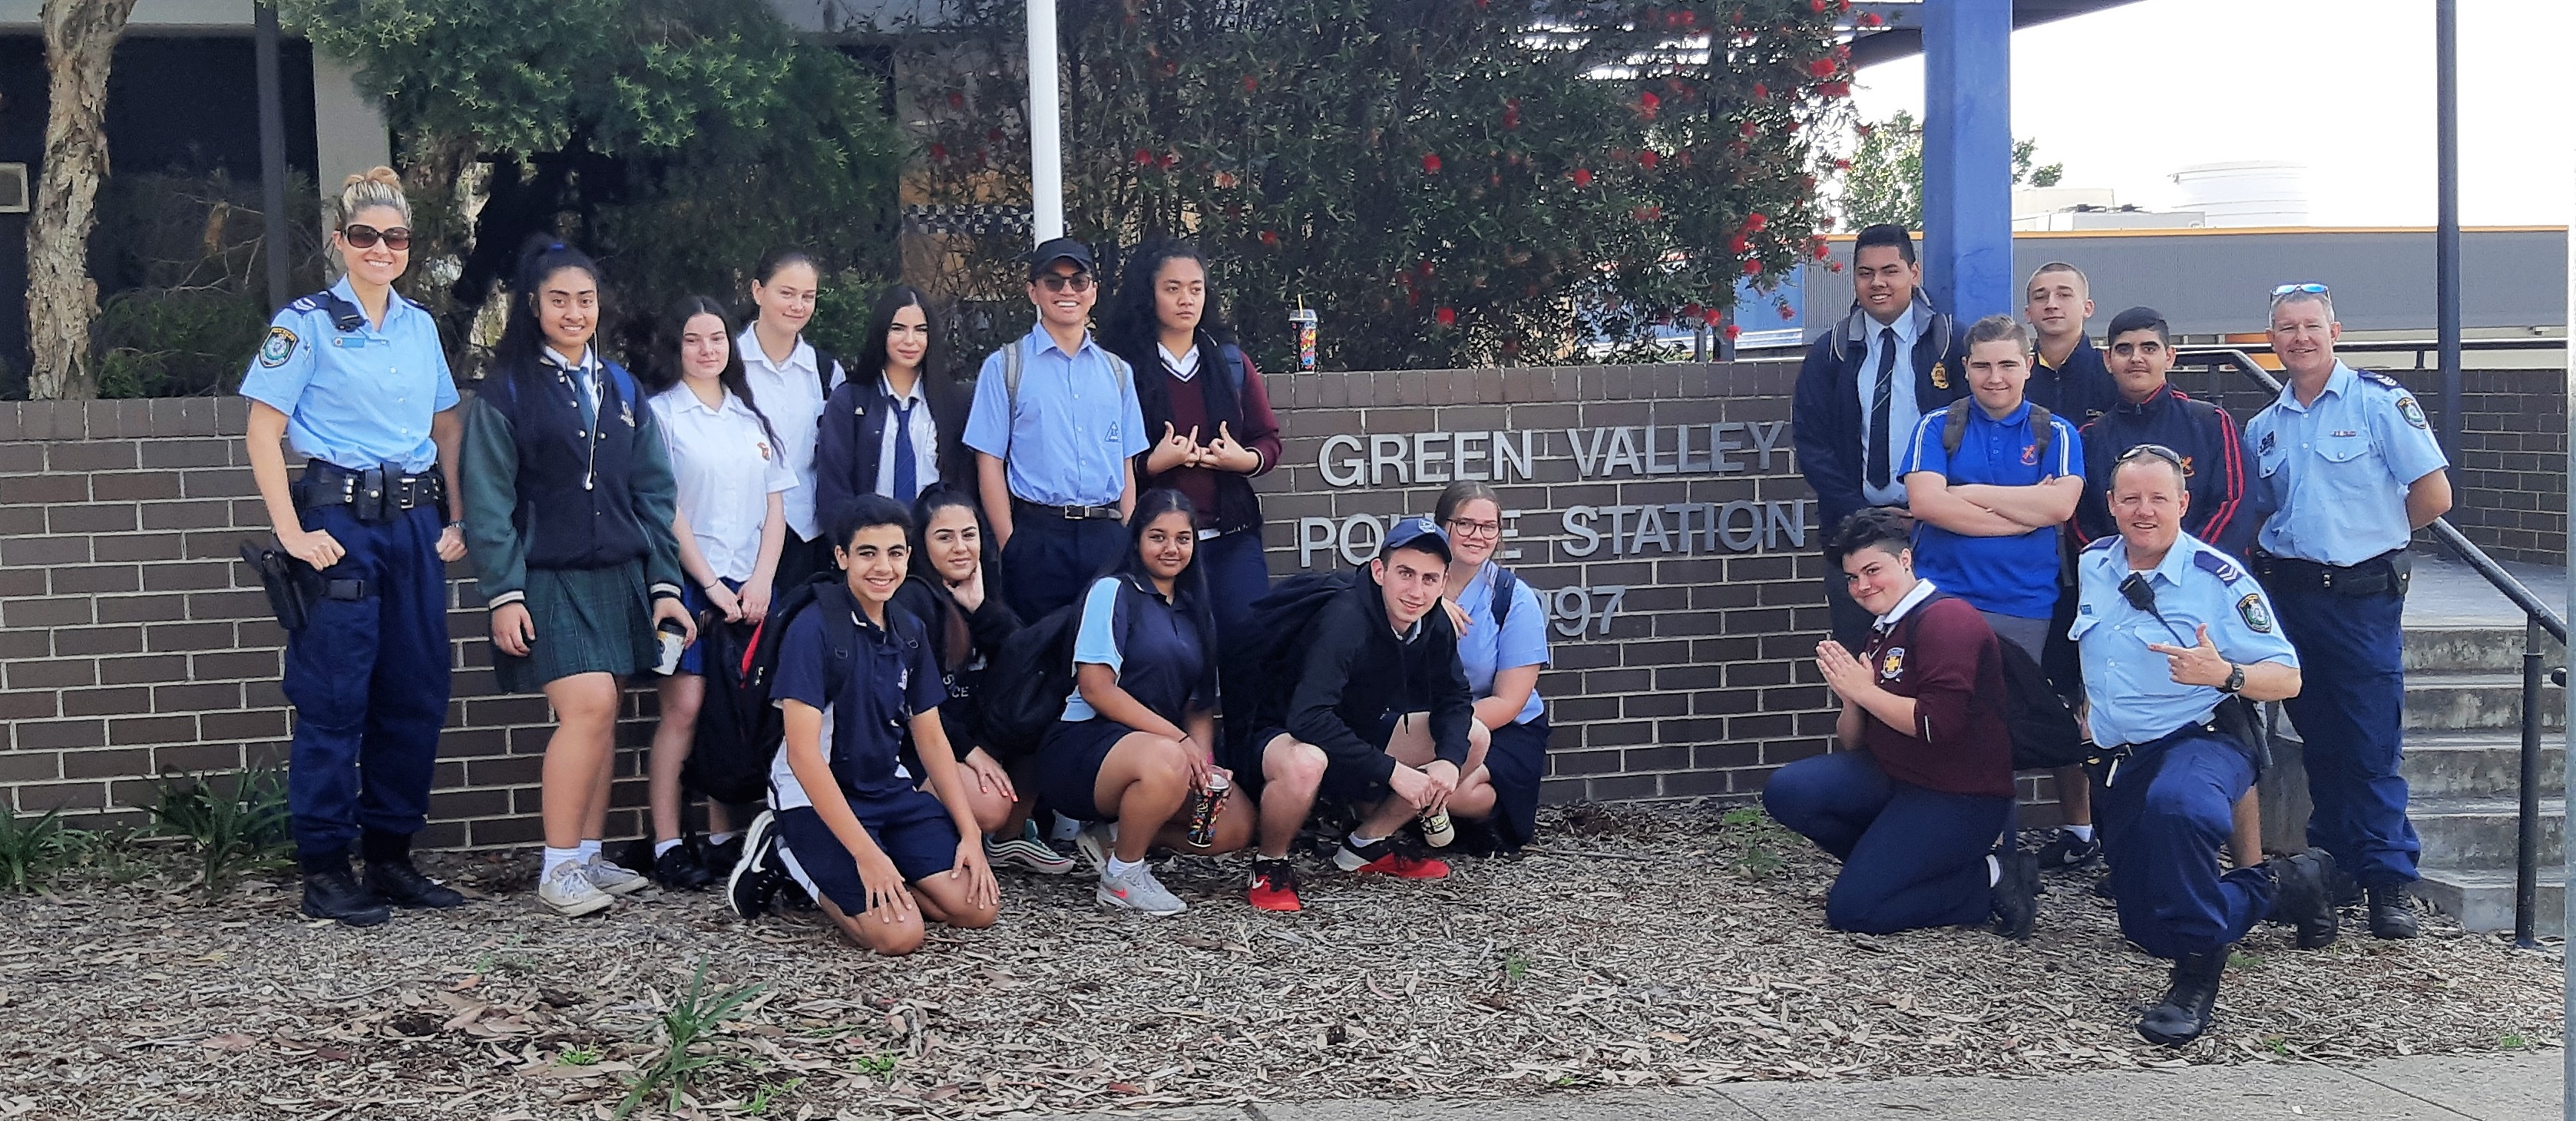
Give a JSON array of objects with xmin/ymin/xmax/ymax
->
[
  {"xmin": 576, "ymin": 362, "xmax": 599, "ymax": 432},
  {"xmin": 890, "ymin": 398, "xmax": 919, "ymax": 501},
  {"xmin": 1865, "ymin": 326, "xmax": 1898, "ymax": 491}
]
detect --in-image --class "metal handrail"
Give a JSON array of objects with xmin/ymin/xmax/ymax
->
[{"xmin": 2182, "ymin": 346, "xmax": 2564, "ymax": 948}]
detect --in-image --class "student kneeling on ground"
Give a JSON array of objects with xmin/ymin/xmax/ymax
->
[
  {"xmin": 739, "ymin": 494, "xmax": 1000, "ymax": 955},
  {"xmin": 1228, "ymin": 518, "xmax": 1492, "ymax": 912},
  {"xmin": 1762, "ymin": 508, "xmax": 2041, "ymax": 939}
]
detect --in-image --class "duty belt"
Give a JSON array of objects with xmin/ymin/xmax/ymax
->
[
  {"xmin": 2254, "ymin": 549, "xmax": 2409, "ymax": 598},
  {"xmin": 1011, "ymin": 498, "xmax": 1122, "ymax": 521},
  {"xmin": 295, "ymin": 460, "xmax": 445, "ymax": 523}
]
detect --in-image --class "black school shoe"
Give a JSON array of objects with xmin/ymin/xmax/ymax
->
[
  {"xmin": 302, "ymin": 855, "xmax": 392, "ymax": 928},
  {"xmin": 2265, "ymin": 851, "xmax": 2340, "ymax": 950},
  {"xmin": 2137, "ymin": 949, "xmax": 2228, "ymax": 1046},
  {"xmin": 2034, "ymin": 828, "xmax": 2101, "ymax": 871},
  {"xmin": 652, "ymin": 841, "xmax": 714, "ymax": 891},
  {"xmin": 1989, "ymin": 850, "xmax": 2040, "ymax": 941},
  {"xmin": 725, "ymin": 812, "xmax": 785, "ymax": 920}
]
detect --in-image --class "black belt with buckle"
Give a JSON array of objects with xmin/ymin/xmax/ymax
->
[
  {"xmin": 1011, "ymin": 498, "xmax": 1122, "ymax": 521},
  {"xmin": 2254, "ymin": 549, "xmax": 2409, "ymax": 598},
  {"xmin": 294, "ymin": 459, "xmax": 446, "ymax": 523}
]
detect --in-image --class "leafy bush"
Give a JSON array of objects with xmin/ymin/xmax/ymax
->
[
  {"xmin": 147, "ymin": 766, "xmax": 294, "ymax": 894},
  {"xmin": 0, "ymin": 808, "xmax": 85, "ymax": 892},
  {"xmin": 85, "ymin": 170, "xmax": 326, "ymax": 397}
]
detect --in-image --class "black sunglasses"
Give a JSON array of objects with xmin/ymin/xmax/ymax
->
[
  {"xmin": 1034, "ymin": 273, "xmax": 1096, "ymax": 293},
  {"xmin": 2117, "ymin": 443, "xmax": 2184, "ymax": 468},
  {"xmin": 342, "ymin": 223, "xmax": 412, "ymax": 250}
]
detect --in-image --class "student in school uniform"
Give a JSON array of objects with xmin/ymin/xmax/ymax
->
[
  {"xmin": 461, "ymin": 237, "xmax": 694, "ymax": 918},
  {"xmin": 890, "ymin": 484, "xmax": 1077, "ymax": 875},
  {"xmin": 729, "ymin": 494, "xmax": 1002, "ymax": 956},
  {"xmin": 815, "ymin": 285, "xmax": 972, "ymax": 520},
  {"xmin": 1431, "ymin": 481, "xmax": 1547, "ymax": 851},
  {"xmin": 1100, "ymin": 238, "xmax": 1285, "ymax": 640},
  {"xmin": 638, "ymin": 295, "xmax": 795, "ymax": 891},
  {"xmin": 1031, "ymin": 489, "xmax": 1255, "ymax": 917},
  {"xmin": 736, "ymin": 250, "xmax": 844, "ymax": 589}
]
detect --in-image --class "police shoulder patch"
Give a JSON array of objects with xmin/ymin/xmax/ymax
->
[
  {"xmin": 2192, "ymin": 549, "xmax": 2242, "ymax": 584},
  {"xmin": 258, "ymin": 325, "xmax": 299, "ymax": 368},
  {"xmin": 2237, "ymin": 593, "xmax": 2274, "ymax": 633},
  {"xmin": 2396, "ymin": 395, "xmax": 2429, "ymax": 429}
]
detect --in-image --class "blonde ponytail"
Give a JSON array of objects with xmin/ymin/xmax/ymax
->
[{"xmin": 338, "ymin": 166, "xmax": 409, "ymax": 226}]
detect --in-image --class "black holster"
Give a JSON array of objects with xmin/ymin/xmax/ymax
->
[{"xmin": 241, "ymin": 541, "xmax": 314, "ymax": 633}]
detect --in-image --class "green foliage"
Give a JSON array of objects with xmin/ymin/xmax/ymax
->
[
  {"xmin": 918, "ymin": 0, "xmax": 1855, "ymax": 370},
  {"xmin": 95, "ymin": 288, "xmax": 270, "ymax": 398},
  {"xmin": 616, "ymin": 959, "xmax": 766, "ymax": 1119},
  {"xmin": 0, "ymin": 808, "xmax": 84, "ymax": 892},
  {"xmin": 1718, "ymin": 804, "xmax": 1789, "ymax": 880},
  {"xmin": 147, "ymin": 766, "xmax": 293, "ymax": 895},
  {"xmin": 1835, "ymin": 111, "xmax": 2062, "ymax": 230},
  {"xmin": 85, "ymin": 170, "xmax": 325, "ymax": 398}
]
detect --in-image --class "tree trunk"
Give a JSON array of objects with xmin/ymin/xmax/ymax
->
[{"xmin": 25, "ymin": 0, "xmax": 140, "ymax": 401}]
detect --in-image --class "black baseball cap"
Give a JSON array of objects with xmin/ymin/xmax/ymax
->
[
  {"xmin": 1024, "ymin": 237, "xmax": 1095, "ymax": 279},
  {"xmin": 1379, "ymin": 517, "xmax": 1452, "ymax": 563}
]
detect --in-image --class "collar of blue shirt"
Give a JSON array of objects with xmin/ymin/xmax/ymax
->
[
  {"xmin": 2277, "ymin": 360, "xmax": 2358, "ymax": 411},
  {"xmin": 1026, "ymin": 323, "xmax": 1102, "ymax": 361},
  {"xmin": 329, "ymin": 276, "xmax": 411, "ymax": 331},
  {"xmin": 1842, "ymin": 296, "xmax": 1930, "ymax": 349},
  {"xmin": 540, "ymin": 346, "xmax": 598, "ymax": 374}
]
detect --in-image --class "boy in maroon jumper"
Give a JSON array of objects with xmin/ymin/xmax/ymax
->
[{"xmin": 1762, "ymin": 508, "xmax": 2041, "ymax": 937}]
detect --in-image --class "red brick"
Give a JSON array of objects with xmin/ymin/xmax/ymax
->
[
  {"xmin": 53, "ymin": 626, "xmax": 144, "ymax": 656},
  {"xmin": 0, "ymin": 752, "xmax": 61, "ymax": 783},
  {"xmin": 153, "ymin": 742, "xmax": 244, "ymax": 774},
  {"xmin": 12, "ymin": 781, "xmax": 107, "ymax": 812}
]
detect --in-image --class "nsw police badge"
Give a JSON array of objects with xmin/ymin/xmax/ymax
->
[
  {"xmin": 2396, "ymin": 395, "xmax": 2429, "ymax": 429},
  {"xmin": 2237, "ymin": 594, "xmax": 2274, "ymax": 633},
  {"xmin": 259, "ymin": 326, "xmax": 299, "ymax": 368}
]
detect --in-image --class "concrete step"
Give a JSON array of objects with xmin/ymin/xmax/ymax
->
[
  {"xmin": 2400, "ymin": 672, "xmax": 2567, "ymax": 732},
  {"xmin": 2411, "ymin": 865, "xmax": 2567, "ymax": 937},
  {"xmin": 2404, "ymin": 625, "xmax": 2562, "ymax": 674},
  {"xmin": 2402, "ymin": 731, "xmax": 2567, "ymax": 800},
  {"xmin": 2408, "ymin": 795, "xmax": 2564, "ymax": 870}
]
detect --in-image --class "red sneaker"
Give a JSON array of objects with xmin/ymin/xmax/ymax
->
[
  {"xmin": 1248, "ymin": 858, "xmax": 1303, "ymax": 911},
  {"xmin": 1334, "ymin": 837, "xmax": 1450, "ymax": 880}
]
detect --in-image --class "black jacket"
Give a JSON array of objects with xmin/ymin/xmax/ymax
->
[
  {"xmin": 814, "ymin": 372, "xmax": 974, "ymax": 526},
  {"xmin": 1281, "ymin": 567, "xmax": 1475, "ymax": 785},
  {"xmin": 1791, "ymin": 299, "xmax": 1969, "ymax": 533},
  {"xmin": 890, "ymin": 574, "xmax": 1021, "ymax": 762}
]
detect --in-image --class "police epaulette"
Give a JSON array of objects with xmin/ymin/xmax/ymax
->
[
  {"xmin": 2082, "ymin": 535, "xmax": 2119, "ymax": 554},
  {"xmin": 2192, "ymin": 548, "xmax": 2244, "ymax": 584},
  {"xmin": 288, "ymin": 289, "xmax": 367, "ymax": 332},
  {"xmin": 2358, "ymin": 369, "xmax": 2405, "ymax": 390}
]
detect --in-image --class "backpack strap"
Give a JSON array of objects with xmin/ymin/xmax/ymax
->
[
  {"xmin": 1218, "ymin": 342, "xmax": 1250, "ymax": 396},
  {"xmin": 812, "ymin": 347, "xmax": 841, "ymax": 400},
  {"xmin": 1001, "ymin": 340, "xmax": 1026, "ymax": 418},
  {"xmin": 1940, "ymin": 398, "xmax": 2057, "ymax": 462},
  {"xmin": 1489, "ymin": 566, "xmax": 1519, "ymax": 630},
  {"xmin": 2029, "ymin": 402, "xmax": 2055, "ymax": 461}
]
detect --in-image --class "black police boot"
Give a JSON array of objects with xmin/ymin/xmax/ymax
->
[
  {"xmin": 2366, "ymin": 885, "xmax": 2419, "ymax": 940},
  {"xmin": 302, "ymin": 851, "xmax": 393, "ymax": 927},
  {"xmin": 1989, "ymin": 850, "xmax": 2040, "ymax": 941},
  {"xmin": 2136, "ymin": 949, "xmax": 2228, "ymax": 1047},
  {"xmin": 360, "ymin": 829, "xmax": 465, "ymax": 909},
  {"xmin": 2267, "ymin": 851, "xmax": 2340, "ymax": 950}
]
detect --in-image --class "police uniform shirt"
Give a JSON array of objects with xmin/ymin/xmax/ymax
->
[
  {"xmin": 1901, "ymin": 399, "xmax": 2085, "ymax": 620},
  {"xmin": 239, "ymin": 277, "xmax": 458, "ymax": 473},
  {"xmin": 2071, "ymin": 531, "xmax": 2299, "ymax": 747},
  {"xmin": 874, "ymin": 372, "xmax": 941, "ymax": 501},
  {"xmin": 1854, "ymin": 306, "xmax": 1924, "ymax": 508},
  {"xmin": 736, "ymin": 326, "xmax": 845, "ymax": 542},
  {"xmin": 768, "ymin": 604, "xmax": 945, "ymax": 809},
  {"xmin": 647, "ymin": 384, "xmax": 798, "ymax": 584},
  {"xmin": 2242, "ymin": 361, "xmax": 2449, "ymax": 566},
  {"xmin": 963, "ymin": 325, "xmax": 1149, "ymax": 508}
]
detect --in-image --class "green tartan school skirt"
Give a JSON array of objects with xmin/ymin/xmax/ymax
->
[{"xmin": 494, "ymin": 561, "xmax": 658, "ymax": 695}]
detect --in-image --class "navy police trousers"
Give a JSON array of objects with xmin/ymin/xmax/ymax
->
[
  {"xmin": 1763, "ymin": 749, "xmax": 2011, "ymax": 934},
  {"xmin": 2095, "ymin": 729, "xmax": 2276, "ymax": 960},
  {"xmin": 2271, "ymin": 585, "xmax": 2419, "ymax": 886},
  {"xmin": 282, "ymin": 504, "xmax": 450, "ymax": 859}
]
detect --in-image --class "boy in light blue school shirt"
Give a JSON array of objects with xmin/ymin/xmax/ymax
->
[
  {"xmin": 239, "ymin": 276, "xmax": 459, "ymax": 473},
  {"xmin": 963, "ymin": 326, "xmax": 1148, "ymax": 509}
]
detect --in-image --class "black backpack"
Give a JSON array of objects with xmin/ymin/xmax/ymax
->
[
  {"xmin": 1996, "ymin": 635, "xmax": 2086, "ymax": 771},
  {"xmin": 1938, "ymin": 397, "xmax": 2056, "ymax": 460},
  {"xmin": 683, "ymin": 572, "xmax": 846, "ymax": 804},
  {"xmin": 976, "ymin": 582, "xmax": 1143, "ymax": 761}
]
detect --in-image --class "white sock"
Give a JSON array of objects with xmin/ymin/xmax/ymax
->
[
  {"xmin": 543, "ymin": 846, "xmax": 584, "ymax": 877},
  {"xmin": 2063, "ymin": 824, "xmax": 2095, "ymax": 842},
  {"xmin": 1104, "ymin": 856, "xmax": 1143, "ymax": 878},
  {"xmin": 653, "ymin": 838, "xmax": 683, "ymax": 858},
  {"xmin": 1348, "ymin": 832, "xmax": 1384, "ymax": 851},
  {"xmin": 577, "ymin": 839, "xmax": 602, "ymax": 862},
  {"xmin": 1986, "ymin": 854, "xmax": 2002, "ymax": 886},
  {"xmin": 707, "ymin": 831, "xmax": 739, "ymax": 846}
]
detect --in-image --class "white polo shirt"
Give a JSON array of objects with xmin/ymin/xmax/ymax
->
[
  {"xmin": 649, "ymin": 383, "xmax": 797, "ymax": 584},
  {"xmin": 736, "ymin": 326, "xmax": 843, "ymax": 541}
]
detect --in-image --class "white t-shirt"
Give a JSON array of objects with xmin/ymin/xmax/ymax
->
[
  {"xmin": 736, "ymin": 326, "xmax": 842, "ymax": 541},
  {"xmin": 648, "ymin": 383, "xmax": 796, "ymax": 584}
]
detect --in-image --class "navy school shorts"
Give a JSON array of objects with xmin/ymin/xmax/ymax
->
[{"xmin": 772, "ymin": 789, "xmax": 961, "ymax": 914}]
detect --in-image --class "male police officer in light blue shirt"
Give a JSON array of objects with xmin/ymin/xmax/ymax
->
[
  {"xmin": 2073, "ymin": 447, "xmax": 2336, "ymax": 1047},
  {"xmin": 2240, "ymin": 283, "xmax": 2452, "ymax": 940}
]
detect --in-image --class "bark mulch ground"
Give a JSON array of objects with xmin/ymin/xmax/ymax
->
[{"xmin": 1, "ymin": 802, "xmax": 2561, "ymax": 1119}]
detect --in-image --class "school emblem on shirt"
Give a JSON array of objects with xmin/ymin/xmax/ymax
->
[
  {"xmin": 259, "ymin": 326, "xmax": 299, "ymax": 368},
  {"xmin": 2020, "ymin": 442, "xmax": 2039, "ymax": 466},
  {"xmin": 2237, "ymin": 594, "xmax": 2274, "ymax": 633},
  {"xmin": 2396, "ymin": 395, "xmax": 2429, "ymax": 429},
  {"xmin": 2179, "ymin": 455, "xmax": 2196, "ymax": 477},
  {"xmin": 1879, "ymin": 646, "xmax": 1906, "ymax": 680},
  {"xmin": 756, "ymin": 440, "xmax": 773, "ymax": 461},
  {"xmin": 1930, "ymin": 362, "xmax": 1950, "ymax": 390}
]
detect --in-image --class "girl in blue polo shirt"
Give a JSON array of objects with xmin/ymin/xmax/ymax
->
[
  {"xmin": 745, "ymin": 494, "xmax": 1000, "ymax": 956},
  {"xmin": 1433, "ymin": 481, "xmax": 1546, "ymax": 848},
  {"xmin": 1032, "ymin": 489, "xmax": 1253, "ymax": 916}
]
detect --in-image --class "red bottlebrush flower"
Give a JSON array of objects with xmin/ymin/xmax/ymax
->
[
  {"xmin": 1738, "ymin": 120, "xmax": 1758, "ymax": 137},
  {"xmin": 1818, "ymin": 81, "xmax": 1850, "ymax": 98},
  {"xmin": 1422, "ymin": 153, "xmax": 1442, "ymax": 174},
  {"xmin": 1810, "ymin": 237, "xmax": 1832, "ymax": 260},
  {"xmin": 1639, "ymin": 90, "xmax": 1660, "ymax": 117},
  {"xmin": 1417, "ymin": 260, "xmax": 1435, "ymax": 277},
  {"xmin": 1752, "ymin": 81, "xmax": 1768, "ymax": 100},
  {"xmin": 1639, "ymin": 150, "xmax": 1661, "ymax": 170},
  {"xmin": 1808, "ymin": 58, "xmax": 1837, "ymax": 78},
  {"xmin": 929, "ymin": 142, "xmax": 947, "ymax": 162},
  {"xmin": 1809, "ymin": 0, "xmax": 1825, "ymax": 10},
  {"xmin": 1779, "ymin": 303, "xmax": 1797, "ymax": 320},
  {"xmin": 947, "ymin": 91, "xmax": 965, "ymax": 110},
  {"xmin": 1702, "ymin": 307, "xmax": 1724, "ymax": 326},
  {"xmin": 1214, "ymin": 170, "xmax": 1240, "ymax": 189},
  {"xmin": 1503, "ymin": 97, "xmax": 1522, "ymax": 130},
  {"xmin": 1827, "ymin": 260, "xmax": 1846, "ymax": 273},
  {"xmin": 1724, "ymin": 323, "xmax": 1743, "ymax": 340},
  {"xmin": 1728, "ymin": 232, "xmax": 1751, "ymax": 254},
  {"xmin": 1571, "ymin": 167, "xmax": 1594, "ymax": 187},
  {"xmin": 1242, "ymin": 74, "xmax": 1259, "ymax": 93},
  {"xmin": 1834, "ymin": 43, "xmax": 1852, "ymax": 59},
  {"xmin": 1162, "ymin": 152, "xmax": 1181, "ymax": 170},
  {"xmin": 1741, "ymin": 259, "xmax": 1764, "ymax": 276},
  {"xmin": 1134, "ymin": 148, "xmax": 1155, "ymax": 167},
  {"xmin": 1632, "ymin": 205, "xmax": 1662, "ymax": 223},
  {"xmin": 1745, "ymin": 212, "xmax": 1768, "ymax": 232},
  {"xmin": 1260, "ymin": 230, "xmax": 1280, "ymax": 246},
  {"xmin": 1832, "ymin": 157, "xmax": 1853, "ymax": 170},
  {"xmin": 1682, "ymin": 302, "xmax": 1704, "ymax": 319},
  {"xmin": 1435, "ymin": 306, "xmax": 1457, "ymax": 327},
  {"xmin": 1860, "ymin": 11, "xmax": 1883, "ymax": 27},
  {"xmin": 1856, "ymin": 122, "xmax": 1876, "ymax": 138}
]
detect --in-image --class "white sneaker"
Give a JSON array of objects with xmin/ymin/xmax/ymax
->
[
  {"xmin": 584, "ymin": 855, "xmax": 650, "ymax": 896},
  {"xmin": 1096, "ymin": 862, "xmax": 1186, "ymax": 916},
  {"xmin": 538, "ymin": 860, "xmax": 614, "ymax": 917},
  {"xmin": 1073, "ymin": 822, "xmax": 1118, "ymax": 875}
]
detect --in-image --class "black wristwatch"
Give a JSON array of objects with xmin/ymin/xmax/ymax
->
[{"xmin": 2218, "ymin": 662, "xmax": 2245, "ymax": 694}]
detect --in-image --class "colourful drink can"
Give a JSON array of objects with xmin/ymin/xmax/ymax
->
[
  {"xmin": 1185, "ymin": 772, "xmax": 1231, "ymax": 847},
  {"xmin": 1290, "ymin": 308, "xmax": 1318, "ymax": 371}
]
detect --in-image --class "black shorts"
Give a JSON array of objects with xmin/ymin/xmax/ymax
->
[
  {"xmin": 1228, "ymin": 713, "xmax": 1402, "ymax": 805},
  {"xmin": 772, "ymin": 791, "xmax": 961, "ymax": 914},
  {"xmin": 1031, "ymin": 717, "xmax": 1135, "ymax": 821}
]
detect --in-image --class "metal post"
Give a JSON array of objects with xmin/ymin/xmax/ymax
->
[
  {"xmin": 254, "ymin": 2, "xmax": 292, "ymax": 312},
  {"xmin": 2515, "ymin": 637, "xmax": 2541, "ymax": 947},
  {"xmin": 1916, "ymin": 0, "xmax": 2014, "ymax": 321},
  {"xmin": 1027, "ymin": 0, "xmax": 1065, "ymax": 243},
  {"xmin": 2435, "ymin": 0, "xmax": 2462, "ymax": 458},
  {"xmin": 2561, "ymin": 152, "xmax": 2574, "ymax": 1121}
]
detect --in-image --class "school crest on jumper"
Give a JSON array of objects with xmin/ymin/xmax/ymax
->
[
  {"xmin": 2180, "ymin": 455, "xmax": 2196, "ymax": 477},
  {"xmin": 1879, "ymin": 647, "xmax": 1906, "ymax": 680},
  {"xmin": 1930, "ymin": 362, "xmax": 1950, "ymax": 390}
]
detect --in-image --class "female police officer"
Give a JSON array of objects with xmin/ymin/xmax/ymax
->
[{"xmin": 241, "ymin": 167, "xmax": 467, "ymax": 927}]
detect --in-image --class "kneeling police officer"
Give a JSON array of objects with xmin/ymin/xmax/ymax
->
[
  {"xmin": 2072, "ymin": 447, "xmax": 2336, "ymax": 1046},
  {"xmin": 241, "ymin": 169, "xmax": 467, "ymax": 926}
]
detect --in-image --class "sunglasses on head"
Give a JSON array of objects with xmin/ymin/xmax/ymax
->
[
  {"xmin": 342, "ymin": 223, "xmax": 412, "ymax": 250},
  {"xmin": 2117, "ymin": 443, "xmax": 2184, "ymax": 468},
  {"xmin": 1034, "ymin": 273, "xmax": 1096, "ymax": 293},
  {"xmin": 2270, "ymin": 282, "xmax": 2328, "ymax": 297}
]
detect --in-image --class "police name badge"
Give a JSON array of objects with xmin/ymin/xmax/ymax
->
[
  {"xmin": 2396, "ymin": 395, "xmax": 2429, "ymax": 429},
  {"xmin": 2237, "ymin": 594, "xmax": 2273, "ymax": 633},
  {"xmin": 1879, "ymin": 647, "xmax": 1905, "ymax": 680},
  {"xmin": 259, "ymin": 326, "xmax": 299, "ymax": 368}
]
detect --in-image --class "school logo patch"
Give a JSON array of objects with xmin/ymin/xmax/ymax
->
[
  {"xmin": 1879, "ymin": 646, "xmax": 1906, "ymax": 680},
  {"xmin": 2237, "ymin": 594, "xmax": 2273, "ymax": 633},
  {"xmin": 2020, "ymin": 442, "xmax": 2040, "ymax": 466},
  {"xmin": 258, "ymin": 326, "xmax": 299, "ymax": 368},
  {"xmin": 2396, "ymin": 395, "xmax": 2429, "ymax": 429},
  {"xmin": 2179, "ymin": 455, "xmax": 2196, "ymax": 477},
  {"xmin": 1930, "ymin": 362, "xmax": 1950, "ymax": 390}
]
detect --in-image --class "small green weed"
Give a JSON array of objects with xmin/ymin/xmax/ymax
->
[
  {"xmin": 2264, "ymin": 1035, "xmax": 2290, "ymax": 1055},
  {"xmin": 1503, "ymin": 951, "xmax": 1529, "ymax": 984},
  {"xmin": 2229, "ymin": 951, "xmax": 2264, "ymax": 971},
  {"xmin": 745, "ymin": 1077, "xmax": 804, "ymax": 1115},
  {"xmin": 558, "ymin": 1046, "xmax": 601, "ymax": 1066},
  {"xmin": 615, "ymin": 960, "xmax": 766, "ymax": 1119},
  {"xmin": 851, "ymin": 1051, "xmax": 900, "ymax": 1077},
  {"xmin": 147, "ymin": 766, "xmax": 293, "ymax": 894},
  {"xmin": 0, "ymin": 808, "xmax": 87, "ymax": 891},
  {"xmin": 2500, "ymin": 1033, "xmax": 2528, "ymax": 1050},
  {"xmin": 1718, "ymin": 805, "xmax": 1791, "ymax": 880}
]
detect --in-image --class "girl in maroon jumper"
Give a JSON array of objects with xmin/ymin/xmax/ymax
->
[
  {"xmin": 1100, "ymin": 238, "xmax": 1285, "ymax": 641},
  {"xmin": 1762, "ymin": 508, "xmax": 2040, "ymax": 938}
]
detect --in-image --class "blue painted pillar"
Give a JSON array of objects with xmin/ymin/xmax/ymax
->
[{"xmin": 1919, "ymin": 0, "xmax": 2015, "ymax": 321}]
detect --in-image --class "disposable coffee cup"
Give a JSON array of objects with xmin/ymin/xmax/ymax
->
[{"xmin": 653, "ymin": 619, "xmax": 689, "ymax": 676}]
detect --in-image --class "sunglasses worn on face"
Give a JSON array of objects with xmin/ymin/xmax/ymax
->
[
  {"xmin": 2270, "ymin": 282, "xmax": 2328, "ymax": 297},
  {"xmin": 342, "ymin": 223, "xmax": 412, "ymax": 250},
  {"xmin": 1035, "ymin": 274, "xmax": 1096, "ymax": 293}
]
